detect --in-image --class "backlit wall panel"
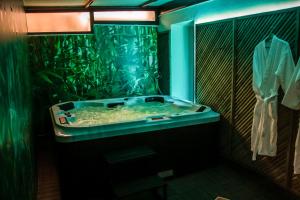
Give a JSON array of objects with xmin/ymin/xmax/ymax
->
[{"xmin": 26, "ymin": 12, "xmax": 91, "ymax": 33}]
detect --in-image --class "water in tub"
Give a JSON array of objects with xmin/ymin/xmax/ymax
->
[{"xmin": 68, "ymin": 102, "xmax": 198, "ymax": 126}]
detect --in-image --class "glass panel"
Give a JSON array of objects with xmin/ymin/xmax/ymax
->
[
  {"xmin": 94, "ymin": 11, "xmax": 156, "ymax": 22},
  {"xmin": 26, "ymin": 12, "xmax": 91, "ymax": 33}
]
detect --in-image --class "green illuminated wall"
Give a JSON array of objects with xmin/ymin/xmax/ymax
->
[
  {"xmin": 0, "ymin": 1, "xmax": 35, "ymax": 200},
  {"xmin": 170, "ymin": 21, "xmax": 194, "ymax": 102},
  {"xmin": 29, "ymin": 25, "xmax": 159, "ymax": 134},
  {"xmin": 0, "ymin": 39, "xmax": 34, "ymax": 200}
]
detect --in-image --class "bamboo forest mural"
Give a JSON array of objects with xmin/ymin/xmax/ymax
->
[
  {"xmin": 29, "ymin": 25, "xmax": 158, "ymax": 102},
  {"xmin": 28, "ymin": 25, "xmax": 159, "ymax": 134}
]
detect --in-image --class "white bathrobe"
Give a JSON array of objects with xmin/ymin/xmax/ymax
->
[
  {"xmin": 282, "ymin": 58, "xmax": 300, "ymax": 174},
  {"xmin": 252, "ymin": 36, "xmax": 295, "ymax": 161}
]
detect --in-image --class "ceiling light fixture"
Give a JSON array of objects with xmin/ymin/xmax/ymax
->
[{"xmin": 94, "ymin": 11, "xmax": 156, "ymax": 22}]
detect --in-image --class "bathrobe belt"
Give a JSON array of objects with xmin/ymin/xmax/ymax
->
[
  {"xmin": 255, "ymin": 94, "xmax": 277, "ymax": 103},
  {"xmin": 252, "ymin": 94, "xmax": 277, "ymax": 161}
]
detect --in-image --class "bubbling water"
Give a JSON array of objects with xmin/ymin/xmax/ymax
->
[{"xmin": 69, "ymin": 102, "xmax": 197, "ymax": 126}]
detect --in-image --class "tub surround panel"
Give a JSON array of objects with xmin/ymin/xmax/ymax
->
[{"xmin": 56, "ymin": 122, "xmax": 220, "ymax": 199}]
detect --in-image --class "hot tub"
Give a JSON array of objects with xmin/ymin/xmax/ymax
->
[
  {"xmin": 49, "ymin": 95, "xmax": 220, "ymax": 199},
  {"xmin": 50, "ymin": 95, "xmax": 220, "ymax": 143}
]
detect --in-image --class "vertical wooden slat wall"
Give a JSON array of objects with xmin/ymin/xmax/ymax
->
[
  {"xmin": 196, "ymin": 8, "xmax": 300, "ymax": 195},
  {"xmin": 234, "ymin": 11, "xmax": 297, "ymax": 188},
  {"xmin": 196, "ymin": 21, "xmax": 233, "ymax": 156}
]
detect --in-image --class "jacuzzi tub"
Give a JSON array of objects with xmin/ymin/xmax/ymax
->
[
  {"xmin": 50, "ymin": 95, "xmax": 220, "ymax": 199},
  {"xmin": 50, "ymin": 95, "xmax": 220, "ymax": 143}
]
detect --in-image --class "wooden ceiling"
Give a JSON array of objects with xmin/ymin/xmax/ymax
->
[
  {"xmin": 23, "ymin": 0, "xmax": 208, "ymax": 12},
  {"xmin": 23, "ymin": 0, "xmax": 87, "ymax": 7}
]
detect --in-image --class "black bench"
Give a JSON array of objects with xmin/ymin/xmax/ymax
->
[
  {"xmin": 103, "ymin": 146, "xmax": 167, "ymax": 200},
  {"xmin": 104, "ymin": 146, "xmax": 156, "ymax": 165}
]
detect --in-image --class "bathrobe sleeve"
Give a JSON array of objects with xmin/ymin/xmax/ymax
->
[
  {"xmin": 252, "ymin": 47, "xmax": 260, "ymax": 94},
  {"xmin": 282, "ymin": 59, "xmax": 300, "ymax": 110},
  {"xmin": 275, "ymin": 44, "xmax": 295, "ymax": 93}
]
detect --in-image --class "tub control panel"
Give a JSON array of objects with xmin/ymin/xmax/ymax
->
[{"xmin": 59, "ymin": 117, "xmax": 68, "ymax": 124}]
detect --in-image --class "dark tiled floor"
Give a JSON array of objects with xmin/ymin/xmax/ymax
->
[
  {"xmin": 37, "ymin": 137, "xmax": 299, "ymax": 200},
  {"xmin": 166, "ymin": 166, "xmax": 294, "ymax": 200},
  {"xmin": 37, "ymin": 138, "xmax": 60, "ymax": 200}
]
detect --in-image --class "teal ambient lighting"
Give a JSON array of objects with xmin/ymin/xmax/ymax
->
[
  {"xmin": 196, "ymin": 1, "xmax": 300, "ymax": 24},
  {"xmin": 159, "ymin": 0, "xmax": 300, "ymax": 32},
  {"xmin": 145, "ymin": 0, "xmax": 173, "ymax": 6},
  {"xmin": 170, "ymin": 21, "xmax": 194, "ymax": 102}
]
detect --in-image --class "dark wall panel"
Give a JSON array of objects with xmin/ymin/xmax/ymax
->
[
  {"xmin": 158, "ymin": 31, "xmax": 170, "ymax": 95},
  {"xmin": 196, "ymin": 7, "xmax": 300, "ymax": 196},
  {"xmin": 196, "ymin": 21, "xmax": 233, "ymax": 156}
]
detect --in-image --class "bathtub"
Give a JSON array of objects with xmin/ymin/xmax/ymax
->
[
  {"xmin": 49, "ymin": 95, "xmax": 220, "ymax": 199},
  {"xmin": 50, "ymin": 95, "xmax": 220, "ymax": 143}
]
